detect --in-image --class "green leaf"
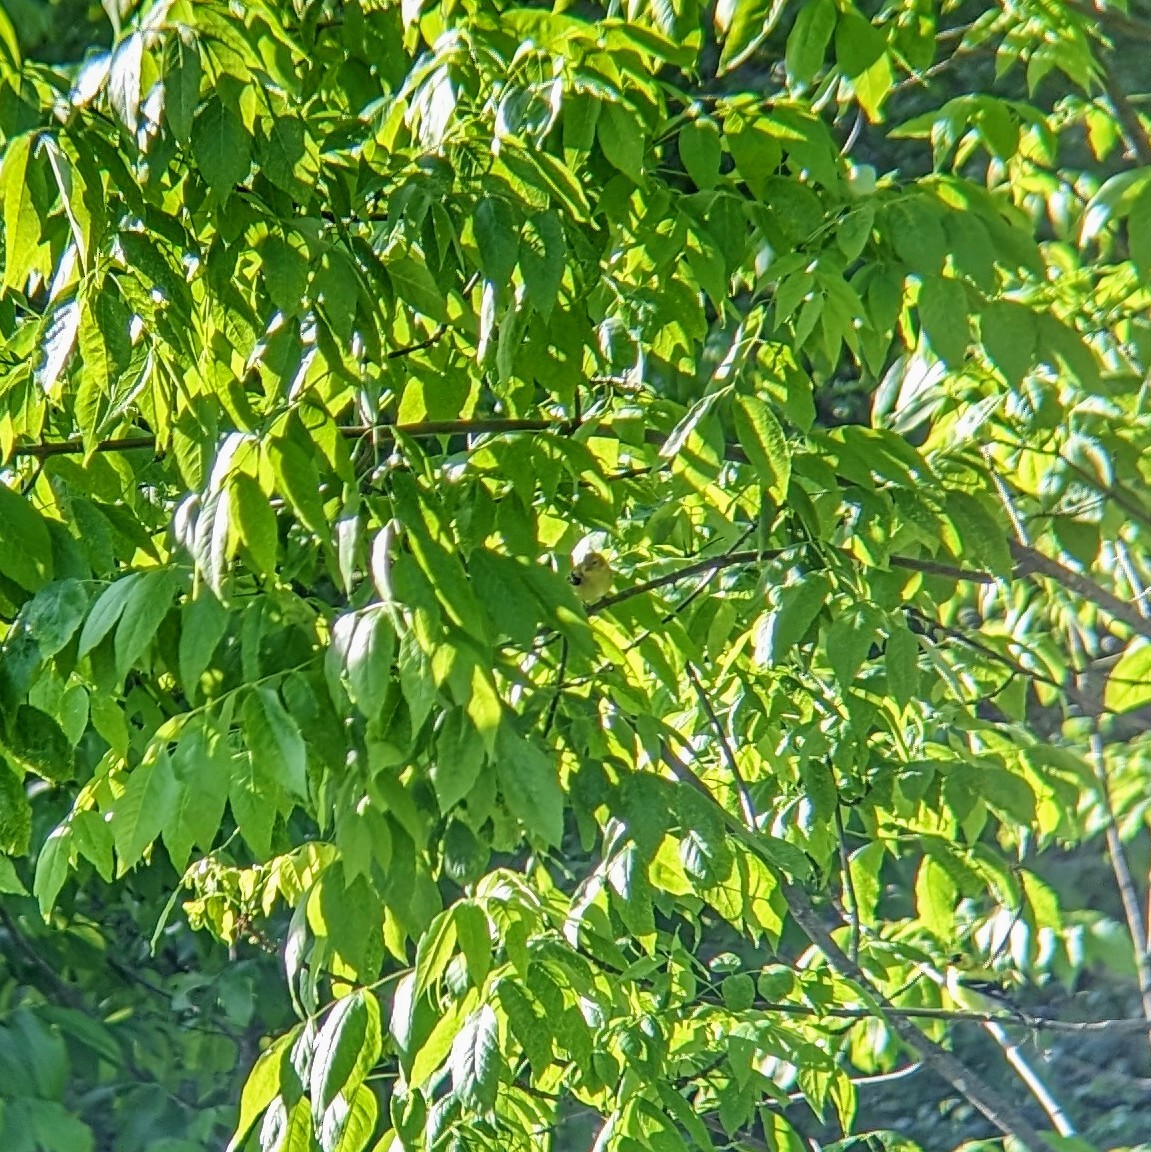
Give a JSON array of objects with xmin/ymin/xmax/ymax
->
[
  {"xmin": 453, "ymin": 902, "xmax": 492, "ymax": 988},
  {"xmin": 75, "ymin": 290, "xmax": 134, "ymax": 447},
  {"xmin": 165, "ymin": 720, "xmax": 232, "ymax": 870},
  {"xmin": 191, "ymin": 95, "xmax": 251, "ymax": 192},
  {"xmin": 721, "ymin": 972, "xmax": 755, "ymax": 1011},
  {"xmin": 164, "ymin": 31, "xmax": 201, "ymax": 144},
  {"xmin": 885, "ymin": 624, "xmax": 919, "ymax": 707},
  {"xmin": 432, "ymin": 708, "xmax": 485, "ymax": 813},
  {"xmin": 732, "ymin": 394, "xmax": 791, "ymax": 500},
  {"xmin": 18, "ymin": 579, "xmax": 89, "ymax": 658},
  {"xmin": 915, "ymin": 855, "xmax": 957, "ymax": 938},
  {"xmin": 836, "ymin": 203, "xmax": 874, "ymax": 261},
  {"xmin": 0, "ymin": 483, "xmax": 53, "ymax": 592},
  {"xmin": 268, "ymin": 428, "xmax": 329, "ymax": 539},
  {"xmin": 260, "ymin": 115, "xmax": 313, "ymax": 201},
  {"xmin": 244, "ymin": 686, "xmax": 308, "ymax": 800},
  {"xmin": 339, "ymin": 607, "xmax": 395, "ymax": 719},
  {"xmin": 5, "ymin": 705, "xmax": 73, "ymax": 782},
  {"xmin": 680, "ymin": 118, "xmax": 722, "ymax": 190},
  {"xmin": 786, "ymin": 0, "xmax": 836, "ymax": 85},
  {"xmin": 1105, "ymin": 640, "xmax": 1151, "ymax": 713},
  {"xmin": 0, "ymin": 853, "xmax": 26, "ymax": 895},
  {"xmin": 826, "ymin": 606, "xmax": 876, "ymax": 688},
  {"xmin": 944, "ymin": 491, "xmax": 1012, "ymax": 578},
  {"xmin": 386, "ymin": 253, "xmax": 447, "ymax": 322},
  {"xmin": 179, "ymin": 588, "xmax": 229, "ymax": 696},
  {"xmin": 414, "ymin": 908, "xmax": 458, "ymax": 1002},
  {"xmin": 598, "ymin": 100, "xmax": 645, "ymax": 183},
  {"xmin": 227, "ymin": 1031, "xmax": 295, "ymax": 1152},
  {"xmin": 520, "ymin": 210, "xmax": 565, "ymax": 318},
  {"xmin": 717, "ymin": 0, "xmax": 787, "ymax": 74},
  {"xmin": 114, "ymin": 568, "xmax": 180, "ymax": 680},
  {"xmin": 918, "ymin": 275, "xmax": 969, "ymax": 367},
  {"xmin": 450, "ymin": 1002, "xmax": 500, "ymax": 1112},
  {"xmin": 755, "ymin": 574, "xmax": 830, "ymax": 665},
  {"xmin": 834, "ymin": 9, "xmax": 886, "ymax": 78},
  {"xmin": 107, "ymin": 32, "xmax": 143, "ymax": 133},
  {"xmin": 261, "ymin": 233, "xmax": 309, "ymax": 313},
  {"xmin": 230, "ymin": 473, "xmax": 279, "ymax": 576},
  {"xmin": 980, "ymin": 300, "xmax": 1035, "ymax": 387},
  {"xmin": 111, "ymin": 750, "xmax": 180, "ymax": 871},
  {"xmin": 0, "ymin": 762, "xmax": 31, "ymax": 855},
  {"xmin": 321, "ymin": 1083, "xmax": 377, "ymax": 1152},
  {"xmin": 2, "ymin": 132, "xmax": 44, "ymax": 290},
  {"xmin": 495, "ymin": 723, "xmax": 563, "ymax": 845},
  {"xmin": 390, "ymin": 472, "xmax": 488, "ymax": 639},
  {"xmin": 311, "ymin": 990, "xmax": 382, "ymax": 1114},
  {"xmin": 1130, "ymin": 184, "xmax": 1151, "ymax": 282},
  {"xmin": 474, "ymin": 196, "xmax": 519, "ymax": 286},
  {"xmin": 33, "ymin": 825, "xmax": 73, "ymax": 919}
]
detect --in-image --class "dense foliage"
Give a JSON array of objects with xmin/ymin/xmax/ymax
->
[{"xmin": 1, "ymin": 1, "xmax": 1150, "ymax": 1150}]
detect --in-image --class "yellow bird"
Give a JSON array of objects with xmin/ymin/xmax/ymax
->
[
  {"xmin": 570, "ymin": 551, "xmax": 613, "ymax": 604},
  {"xmin": 944, "ymin": 965, "xmax": 1015, "ymax": 1016}
]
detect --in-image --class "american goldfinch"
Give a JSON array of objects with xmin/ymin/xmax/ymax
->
[
  {"xmin": 944, "ymin": 965, "xmax": 1015, "ymax": 1016},
  {"xmin": 570, "ymin": 551, "xmax": 613, "ymax": 604}
]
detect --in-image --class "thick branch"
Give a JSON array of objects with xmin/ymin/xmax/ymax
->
[
  {"xmin": 1010, "ymin": 540, "xmax": 1151, "ymax": 640},
  {"xmin": 659, "ymin": 742, "xmax": 1051, "ymax": 1150},
  {"xmin": 782, "ymin": 883, "xmax": 1049, "ymax": 1150}
]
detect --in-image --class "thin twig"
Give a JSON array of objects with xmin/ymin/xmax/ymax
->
[
  {"xmin": 1091, "ymin": 729, "xmax": 1151, "ymax": 1056},
  {"xmin": 781, "ymin": 883, "xmax": 1048, "ymax": 1150},
  {"xmin": 541, "ymin": 638, "xmax": 569, "ymax": 739},
  {"xmin": 9, "ymin": 418, "xmax": 555, "ymax": 461},
  {"xmin": 982, "ymin": 1018, "xmax": 1077, "ymax": 1136},
  {"xmin": 982, "ymin": 445, "xmax": 1031, "ymax": 546},
  {"xmin": 684, "ymin": 661, "xmax": 756, "ymax": 827},
  {"xmin": 590, "ymin": 549, "xmax": 992, "ymax": 614},
  {"xmin": 834, "ymin": 805, "xmax": 861, "ymax": 963}
]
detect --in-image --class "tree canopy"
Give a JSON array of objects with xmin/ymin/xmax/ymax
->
[{"xmin": 1, "ymin": 1, "xmax": 1150, "ymax": 1150}]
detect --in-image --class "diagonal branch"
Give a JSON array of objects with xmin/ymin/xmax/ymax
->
[
  {"xmin": 1010, "ymin": 540, "xmax": 1151, "ymax": 640},
  {"xmin": 781, "ymin": 883, "xmax": 1049, "ymax": 1150},
  {"xmin": 658, "ymin": 741, "xmax": 1051, "ymax": 1151}
]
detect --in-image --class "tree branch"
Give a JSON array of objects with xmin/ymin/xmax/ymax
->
[
  {"xmin": 657, "ymin": 740, "xmax": 1052, "ymax": 1150},
  {"xmin": 590, "ymin": 549, "xmax": 992, "ymax": 614},
  {"xmin": 1091, "ymin": 730, "xmax": 1151, "ymax": 1055},
  {"xmin": 8, "ymin": 419, "xmax": 555, "ymax": 461},
  {"xmin": 781, "ymin": 884, "xmax": 1049, "ymax": 1150},
  {"xmin": 1010, "ymin": 540, "xmax": 1151, "ymax": 641},
  {"xmin": 684, "ymin": 660, "xmax": 757, "ymax": 827}
]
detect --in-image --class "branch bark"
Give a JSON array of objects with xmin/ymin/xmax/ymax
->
[
  {"xmin": 781, "ymin": 884, "xmax": 1050, "ymax": 1151},
  {"xmin": 1010, "ymin": 540, "xmax": 1151, "ymax": 641},
  {"xmin": 658, "ymin": 741, "xmax": 1052, "ymax": 1151}
]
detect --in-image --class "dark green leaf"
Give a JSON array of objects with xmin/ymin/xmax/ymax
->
[
  {"xmin": 474, "ymin": 197, "xmax": 519, "ymax": 286},
  {"xmin": 733, "ymin": 394, "xmax": 790, "ymax": 500},
  {"xmin": 495, "ymin": 723, "xmax": 563, "ymax": 846},
  {"xmin": 450, "ymin": 1003, "xmax": 500, "ymax": 1111},
  {"xmin": 0, "ymin": 483, "xmax": 52, "ymax": 592},
  {"xmin": 918, "ymin": 274, "xmax": 970, "ymax": 367},
  {"xmin": 598, "ymin": 101, "xmax": 645, "ymax": 183},
  {"xmin": 786, "ymin": 0, "xmax": 836, "ymax": 85},
  {"xmin": 981, "ymin": 300, "xmax": 1035, "ymax": 387},
  {"xmin": 230, "ymin": 473, "xmax": 278, "ymax": 577},
  {"xmin": 680, "ymin": 118, "xmax": 722, "ymax": 190},
  {"xmin": 5, "ymin": 705, "xmax": 73, "ymax": 782},
  {"xmin": 114, "ymin": 568, "xmax": 180, "ymax": 680},
  {"xmin": 191, "ymin": 95, "xmax": 251, "ymax": 191},
  {"xmin": 244, "ymin": 686, "xmax": 308, "ymax": 800}
]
